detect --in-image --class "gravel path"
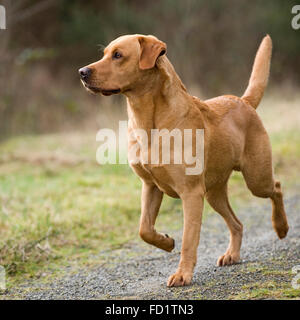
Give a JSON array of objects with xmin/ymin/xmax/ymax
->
[{"xmin": 4, "ymin": 193, "xmax": 300, "ymax": 300}]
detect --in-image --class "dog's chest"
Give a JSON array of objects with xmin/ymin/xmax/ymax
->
[
  {"xmin": 131, "ymin": 162, "xmax": 180, "ymax": 198},
  {"xmin": 128, "ymin": 136, "xmax": 180, "ymax": 198}
]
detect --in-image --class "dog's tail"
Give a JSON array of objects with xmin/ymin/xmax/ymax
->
[{"xmin": 241, "ymin": 35, "xmax": 272, "ymax": 109}]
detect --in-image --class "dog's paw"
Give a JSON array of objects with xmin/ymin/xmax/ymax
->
[
  {"xmin": 167, "ymin": 271, "xmax": 192, "ymax": 287},
  {"xmin": 217, "ymin": 252, "xmax": 240, "ymax": 266},
  {"xmin": 163, "ymin": 234, "xmax": 175, "ymax": 252}
]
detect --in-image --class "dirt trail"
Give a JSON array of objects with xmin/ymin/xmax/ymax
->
[{"xmin": 4, "ymin": 193, "xmax": 300, "ymax": 300}]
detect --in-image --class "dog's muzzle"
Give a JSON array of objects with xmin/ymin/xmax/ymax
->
[{"xmin": 78, "ymin": 67, "xmax": 92, "ymax": 82}]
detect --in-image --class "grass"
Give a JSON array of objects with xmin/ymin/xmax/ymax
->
[
  {"xmin": 234, "ymin": 281, "xmax": 300, "ymax": 299},
  {"xmin": 228, "ymin": 259, "xmax": 300, "ymax": 299},
  {"xmin": 231, "ymin": 278, "xmax": 300, "ymax": 300},
  {"xmin": 0, "ymin": 90, "xmax": 299, "ymax": 293},
  {"xmin": 0, "ymin": 133, "xmax": 185, "ymax": 287}
]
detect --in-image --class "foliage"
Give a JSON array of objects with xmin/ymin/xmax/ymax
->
[{"xmin": 1, "ymin": 0, "xmax": 300, "ymax": 136}]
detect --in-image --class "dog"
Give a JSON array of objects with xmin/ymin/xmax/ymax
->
[{"xmin": 79, "ymin": 34, "xmax": 289, "ymax": 287}]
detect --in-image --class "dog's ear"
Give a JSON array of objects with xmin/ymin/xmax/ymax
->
[{"xmin": 138, "ymin": 36, "xmax": 167, "ymax": 70}]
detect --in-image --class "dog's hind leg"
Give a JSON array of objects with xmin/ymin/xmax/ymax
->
[
  {"xmin": 139, "ymin": 182, "xmax": 175, "ymax": 252},
  {"xmin": 241, "ymin": 126, "xmax": 289, "ymax": 239},
  {"xmin": 270, "ymin": 181, "xmax": 289, "ymax": 239},
  {"xmin": 206, "ymin": 182, "xmax": 243, "ymax": 266}
]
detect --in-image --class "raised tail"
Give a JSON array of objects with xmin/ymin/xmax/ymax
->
[{"xmin": 242, "ymin": 35, "xmax": 272, "ymax": 109}]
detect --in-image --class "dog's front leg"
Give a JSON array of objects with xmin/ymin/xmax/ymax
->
[
  {"xmin": 167, "ymin": 190, "xmax": 204, "ymax": 287},
  {"xmin": 139, "ymin": 182, "xmax": 175, "ymax": 252}
]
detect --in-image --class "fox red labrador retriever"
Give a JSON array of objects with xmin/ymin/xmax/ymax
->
[{"xmin": 79, "ymin": 34, "xmax": 289, "ymax": 287}]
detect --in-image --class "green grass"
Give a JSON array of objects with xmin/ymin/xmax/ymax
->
[
  {"xmin": 0, "ymin": 133, "xmax": 185, "ymax": 287},
  {"xmin": 0, "ymin": 93, "xmax": 300, "ymax": 290},
  {"xmin": 232, "ymin": 281, "xmax": 300, "ymax": 300},
  {"xmin": 228, "ymin": 260, "xmax": 300, "ymax": 300}
]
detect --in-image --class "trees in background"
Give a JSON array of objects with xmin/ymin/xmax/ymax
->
[{"xmin": 1, "ymin": 0, "xmax": 299, "ymax": 136}]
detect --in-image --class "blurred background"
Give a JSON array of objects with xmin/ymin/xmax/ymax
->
[
  {"xmin": 0, "ymin": 0, "xmax": 299, "ymax": 287},
  {"xmin": 0, "ymin": 0, "xmax": 300, "ymax": 136}
]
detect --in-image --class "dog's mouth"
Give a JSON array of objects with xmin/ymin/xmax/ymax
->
[
  {"xmin": 100, "ymin": 88, "xmax": 121, "ymax": 96},
  {"xmin": 81, "ymin": 80, "xmax": 121, "ymax": 96}
]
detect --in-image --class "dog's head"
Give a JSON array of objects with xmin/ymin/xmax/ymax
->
[{"xmin": 79, "ymin": 34, "xmax": 167, "ymax": 96}]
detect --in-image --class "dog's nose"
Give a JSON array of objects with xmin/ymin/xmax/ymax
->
[{"xmin": 78, "ymin": 67, "xmax": 91, "ymax": 81}]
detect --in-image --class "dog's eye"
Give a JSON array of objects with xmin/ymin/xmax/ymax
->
[{"xmin": 113, "ymin": 51, "xmax": 122, "ymax": 60}]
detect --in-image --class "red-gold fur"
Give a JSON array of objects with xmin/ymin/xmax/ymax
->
[{"xmin": 80, "ymin": 34, "xmax": 289, "ymax": 287}]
